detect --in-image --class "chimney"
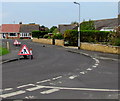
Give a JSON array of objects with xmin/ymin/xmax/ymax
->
[{"xmin": 19, "ymin": 22, "xmax": 22, "ymax": 24}]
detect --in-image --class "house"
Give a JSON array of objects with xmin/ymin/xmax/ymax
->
[
  {"xmin": 100, "ymin": 27, "xmax": 115, "ymax": 32},
  {"xmin": 94, "ymin": 18, "xmax": 118, "ymax": 31},
  {"xmin": 58, "ymin": 24, "xmax": 78, "ymax": 34},
  {"xmin": 0, "ymin": 23, "xmax": 40, "ymax": 39},
  {"xmin": 0, "ymin": 24, "xmax": 20, "ymax": 39},
  {"xmin": 19, "ymin": 23, "xmax": 40, "ymax": 39}
]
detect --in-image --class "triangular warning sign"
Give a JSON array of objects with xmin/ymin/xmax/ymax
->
[
  {"xmin": 14, "ymin": 40, "xmax": 18, "ymax": 44},
  {"xmin": 18, "ymin": 45, "xmax": 30, "ymax": 55}
]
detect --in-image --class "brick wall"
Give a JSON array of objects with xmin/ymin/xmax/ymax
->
[
  {"xmin": 32, "ymin": 38, "xmax": 120, "ymax": 54},
  {"xmin": 55, "ymin": 39, "xmax": 64, "ymax": 46},
  {"xmin": 32, "ymin": 38, "xmax": 53, "ymax": 45},
  {"xmin": 81, "ymin": 43, "xmax": 120, "ymax": 54}
]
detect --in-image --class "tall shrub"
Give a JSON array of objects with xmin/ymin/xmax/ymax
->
[
  {"xmin": 64, "ymin": 30, "xmax": 78, "ymax": 46},
  {"xmin": 32, "ymin": 30, "xmax": 49, "ymax": 39},
  {"xmin": 64, "ymin": 30, "xmax": 110, "ymax": 46}
]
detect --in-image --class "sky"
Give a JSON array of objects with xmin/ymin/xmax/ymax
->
[{"xmin": 0, "ymin": 1, "xmax": 119, "ymax": 28}]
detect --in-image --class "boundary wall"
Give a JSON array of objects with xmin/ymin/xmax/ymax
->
[{"xmin": 32, "ymin": 38, "xmax": 120, "ymax": 54}]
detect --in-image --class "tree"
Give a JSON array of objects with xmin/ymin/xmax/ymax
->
[
  {"xmin": 71, "ymin": 21, "xmax": 78, "ymax": 25},
  {"xmin": 40, "ymin": 25, "xmax": 46, "ymax": 31},
  {"xmin": 49, "ymin": 26, "xmax": 57, "ymax": 33},
  {"xmin": 80, "ymin": 20, "xmax": 95, "ymax": 30}
]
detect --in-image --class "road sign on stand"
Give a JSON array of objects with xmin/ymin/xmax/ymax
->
[
  {"xmin": 13, "ymin": 40, "xmax": 21, "ymax": 46},
  {"xmin": 18, "ymin": 45, "xmax": 30, "ymax": 55}
]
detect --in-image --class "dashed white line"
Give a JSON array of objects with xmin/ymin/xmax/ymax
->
[
  {"xmin": 80, "ymin": 72, "xmax": 85, "ymax": 74},
  {"xmin": 92, "ymin": 65, "xmax": 97, "ymax": 68},
  {"xmin": 69, "ymin": 75, "xmax": 78, "ymax": 79},
  {"xmin": 17, "ymin": 84, "xmax": 35, "ymax": 88},
  {"xmin": 52, "ymin": 76, "xmax": 62, "ymax": 80},
  {"xmin": 40, "ymin": 88, "xmax": 60, "ymax": 94},
  {"xmin": 95, "ymin": 63, "xmax": 99, "ymax": 66},
  {"xmin": 0, "ymin": 90, "xmax": 26, "ymax": 98},
  {"xmin": 86, "ymin": 68, "xmax": 92, "ymax": 71},
  {"xmin": 36, "ymin": 79, "xmax": 51, "ymax": 84},
  {"xmin": 4, "ymin": 88, "xmax": 13, "ymax": 91}
]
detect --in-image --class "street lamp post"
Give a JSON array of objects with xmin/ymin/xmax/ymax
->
[{"xmin": 74, "ymin": 2, "xmax": 80, "ymax": 49}]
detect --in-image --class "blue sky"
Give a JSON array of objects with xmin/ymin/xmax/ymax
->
[{"xmin": 1, "ymin": 2, "xmax": 118, "ymax": 28}]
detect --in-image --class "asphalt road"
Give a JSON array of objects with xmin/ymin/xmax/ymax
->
[{"xmin": 1, "ymin": 39, "xmax": 119, "ymax": 99}]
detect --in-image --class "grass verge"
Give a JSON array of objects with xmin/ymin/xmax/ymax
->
[{"xmin": 0, "ymin": 47, "xmax": 9, "ymax": 56}]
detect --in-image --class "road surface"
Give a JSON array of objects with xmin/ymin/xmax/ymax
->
[{"xmin": 1, "ymin": 39, "xmax": 119, "ymax": 99}]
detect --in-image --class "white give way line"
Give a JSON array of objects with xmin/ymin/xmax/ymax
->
[{"xmin": 0, "ymin": 85, "xmax": 119, "ymax": 98}]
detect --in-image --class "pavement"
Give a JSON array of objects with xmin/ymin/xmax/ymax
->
[
  {"xmin": 1, "ymin": 40, "xmax": 21, "ymax": 64},
  {"xmin": 63, "ymin": 46, "xmax": 119, "ymax": 61},
  {"xmin": 1, "ymin": 42, "xmax": 119, "ymax": 64}
]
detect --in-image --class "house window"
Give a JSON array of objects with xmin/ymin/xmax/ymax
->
[
  {"xmin": 9, "ymin": 33, "xmax": 17, "ymax": 37},
  {"xmin": 20, "ymin": 33, "xmax": 30, "ymax": 37}
]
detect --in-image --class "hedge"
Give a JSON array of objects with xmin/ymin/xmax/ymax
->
[
  {"xmin": 64, "ymin": 30, "xmax": 110, "ymax": 46},
  {"xmin": 32, "ymin": 30, "xmax": 49, "ymax": 39}
]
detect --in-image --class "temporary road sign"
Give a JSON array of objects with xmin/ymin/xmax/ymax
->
[
  {"xmin": 18, "ymin": 45, "xmax": 30, "ymax": 55},
  {"xmin": 13, "ymin": 40, "xmax": 21, "ymax": 45}
]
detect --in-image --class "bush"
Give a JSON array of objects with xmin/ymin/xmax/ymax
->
[
  {"xmin": 64, "ymin": 30, "xmax": 110, "ymax": 46},
  {"xmin": 80, "ymin": 20, "xmax": 95, "ymax": 30},
  {"xmin": 64, "ymin": 30, "xmax": 78, "ymax": 46},
  {"xmin": 32, "ymin": 30, "xmax": 41, "ymax": 39},
  {"xmin": 111, "ymin": 38, "xmax": 120, "ymax": 46},
  {"xmin": 32, "ymin": 30, "xmax": 49, "ymax": 39},
  {"xmin": 52, "ymin": 33, "xmax": 63, "ymax": 39},
  {"xmin": 43, "ymin": 34, "xmax": 51, "ymax": 39}
]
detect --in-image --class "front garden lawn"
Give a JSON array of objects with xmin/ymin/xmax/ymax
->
[{"xmin": 0, "ymin": 47, "xmax": 9, "ymax": 56}]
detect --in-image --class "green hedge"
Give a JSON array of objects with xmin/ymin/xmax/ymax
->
[
  {"xmin": 32, "ymin": 30, "xmax": 49, "ymax": 39},
  {"xmin": 64, "ymin": 30, "xmax": 110, "ymax": 46},
  {"xmin": 64, "ymin": 30, "xmax": 78, "ymax": 46},
  {"xmin": 52, "ymin": 33, "xmax": 63, "ymax": 39},
  {"xmin": 80, "ymin": 30, "xmax": 110, "ymax": 42}
]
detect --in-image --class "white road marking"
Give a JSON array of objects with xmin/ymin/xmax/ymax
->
[
  {"xmin": 4, "ymin": 88, "xmax": 13, "ymax": 91},
  {"xmin": 1, "ymin": 85, "xmax": 119, "ymax": 98},
  {"xmin": 82, "ymin": 53, "xmax": 89, "ymax": 56},
  {"xmin": 80, "ymin": 72, "xmax": 85, "ymax": 74},
  {"xmin": 36, "ymin": 79, "xmax": 51, "ymax": 84},
  {"xmin": 95, "ymin": 64, "xmax": 98, "ymax": 66},
  {"xmin": 40, "ymin": 88, "xmax": 60, "ymax": 94},
  {"xmin": 42, "ymin": 85, "xmax": 120, "ymax": 92},
  {"xmin": 69, "ymin": 75, "xmax": 78, "ymax": 79},
  {"xmin": 96, "ymin": 60, "xmax": 99, "ymax": 63},
  {"xmin": 26, "ymin": 85, "xmax": 45, "ymax": 91},
  {"xmin": 86, "ymin": 68, "xmax": 92, "ymax": 71},
  {"xmin": 25, "ymin": 96, "xmax": 35, "ymax": 99},
  {"xmin": 17, "ymin": 84, "xmax": 35, "ymax": 88},
  {"xmin": 92, "ymin": 58, "xmax": 96, "ymax": 60},
  {"xmin": 52, "ymin": 76, "xmax": 62, "ymax": 80},
  {"xmin": 0, "ymin": 90, "xmax": 26, "ymax": 98},
  {"xmin": 92, "ymin": 65, "xmax": 97, "ymax": 68}
]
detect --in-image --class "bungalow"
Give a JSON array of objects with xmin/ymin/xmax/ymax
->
[
  {"xmin": 0, "ymin": 23, "xmax": 40, "ymax": 39},
  {"xmin": 58, "ymin": 24, "xmax": 78, "ymax": 34},
  {"xmin": 58, "ymin": 17, "xmax": 119, "ymax": 34},
  {"xmin": 94, "ymin": 18, "xmax": 118, "ymax": 31}
]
